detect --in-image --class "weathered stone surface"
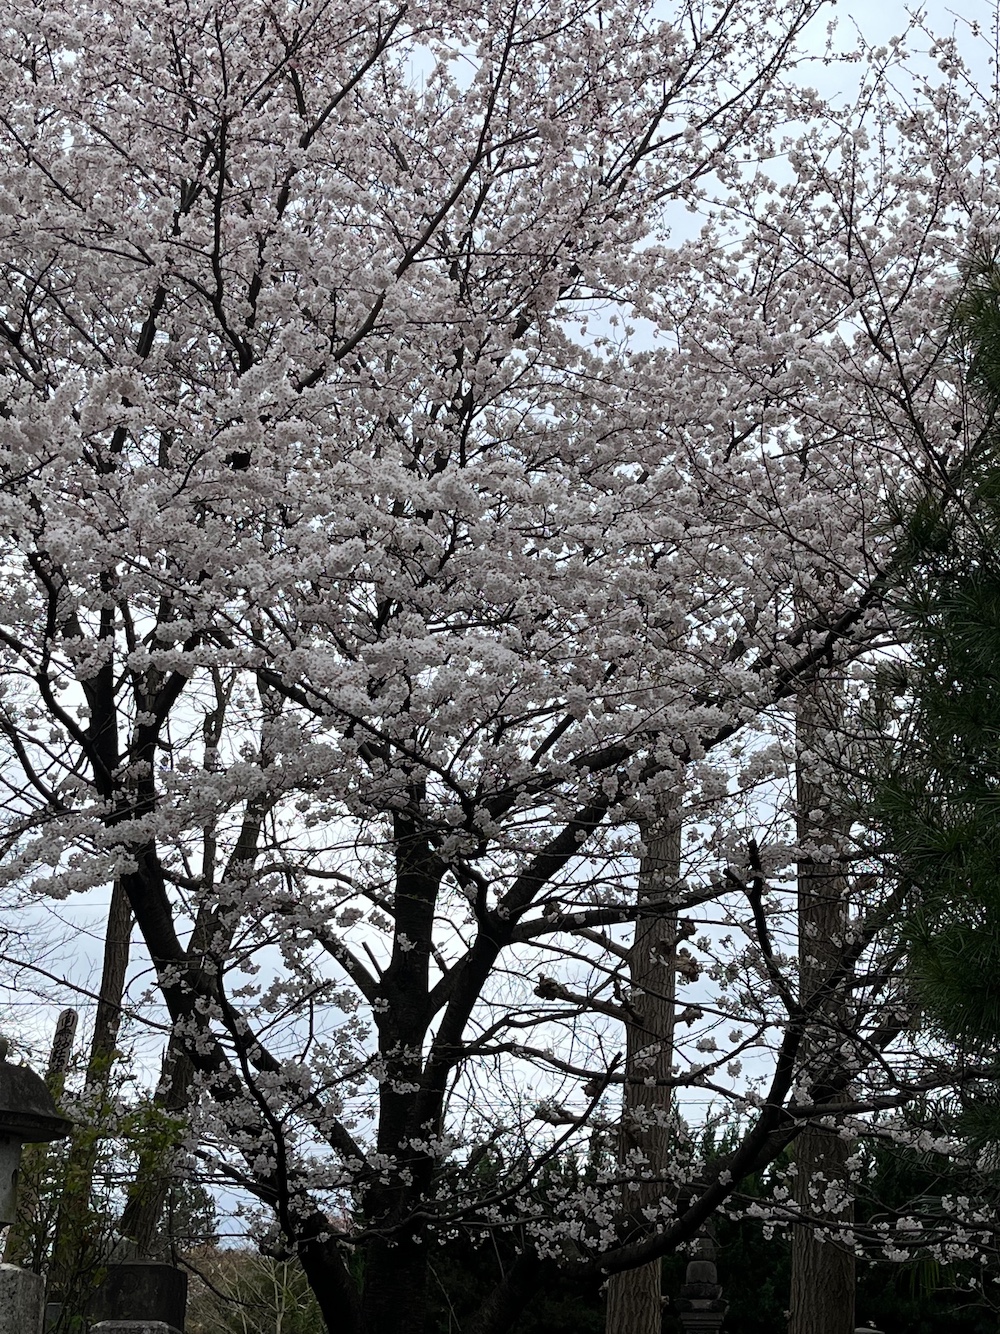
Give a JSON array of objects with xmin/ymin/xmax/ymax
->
[
  {"xmin": 87, "ymin": 1262, "xmax": 187, "ymax": 1331},
  {"xmin": 0, "ymin": 1263, "xmax": 44, "ymax": 1334},
  {"xmin": 90, "ymin": 1324, "xmax": 182, "ymax": 1334},
  {"xmin": 675, "ymin": 1236, "xmax": 727, "ymax": 1333},
  {"xmin": 0, "ymin": 1053, "xmax": 72, "ymax": 1223},
  {"xmin": 0, "ymin": 1059, "xmax": 72, "ymax": 1142},
  {"xmin": 676, "ymin": 1281, "xmax": 723, "ymax": 1300},
  {"xmin": 685, "ymin": 1258, "xmax": 718, "ymax": 1284}
]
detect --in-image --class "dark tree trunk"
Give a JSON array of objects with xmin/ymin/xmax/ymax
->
[
  {"xmin": 49, "ymin": 877, "xmax": 133, "ymax": 1303},
  {"xmin": 605, "ymin": 816, "xmax": 681, "ymax": 1334},
  {"xmin": 463, "ymin": 1251, "xmax": 546, "ymax": 1334},
  {"xmin": 360, "ymin": 1237, "xmax": 430, "ymax": 1334},
  {"xmin": 121, "ymin": 676, "xmax": 274, "ymax": 1253},
  {"xmin": 789, "ymin": 679, "xmax": 855, "ymax": 1334},
  {"xmin": 789, "ymin": 1124, "xmax": 855, "ymax": 1334}
]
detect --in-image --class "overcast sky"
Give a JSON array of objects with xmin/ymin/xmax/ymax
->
[{"xmin": 812, "ymin": 0, "xmax": 995, "ymax": 97}]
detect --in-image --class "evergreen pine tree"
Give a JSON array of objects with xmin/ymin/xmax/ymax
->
[{"xmin": 880, "ymin": 237, "xmax": 1000, "ymax": 1139}]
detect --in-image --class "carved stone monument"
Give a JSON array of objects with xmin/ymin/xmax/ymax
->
[
  {"xmin": 674, "ymin": 1233, "xmax": 727, "ymax": 1332},
  {"xmin": 88, "ymin": 1260, "xmax": 188, "ymax": 1334}
]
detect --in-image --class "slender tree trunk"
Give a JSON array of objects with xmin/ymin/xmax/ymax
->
[
  {"xmin": 605, "ymin": 815, "xmax": 681, "ymax": 1334},
  {"xmin": 49, "ymin": 878, "xmax": 133, "ymax": 1303},
  {"xmin": 788, "ymin": 678, "xmax": 855, "ymax": 1334},
  {"xmin": 48, "ymin": 875, "xmax": 133, "ymax": 1312},
  {"xmin": 88, "ymin": 877, "xmax": 134, "ymax": 1076},
  {"xmin": 116, "ymin": 1037, "xmax": 194, "ymax": 1252}
]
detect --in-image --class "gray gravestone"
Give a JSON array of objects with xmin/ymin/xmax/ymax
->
[
  {"xmin": 87, "ymin": 1262, "xmax": 188, "ymax": 1333},
  {"xmin": 0, "ymin": 1263, "xmax": 44, "ymax": 1334}
]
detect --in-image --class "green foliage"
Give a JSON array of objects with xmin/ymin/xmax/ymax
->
[
  {"xmin": 1, "ymin": 1055, "xmax": 218, "ymax": 1334},
  {"xmin": 854, "ymin": 1123, "xmax": 1000, "ymax": 1334},
  {"xmin": 953, "ymin": 236, "xmax": 1000, "ymax": 418},
  {"xmin": 875, "ymin": 238, "xmax": 1000, "ymax": 1144}
]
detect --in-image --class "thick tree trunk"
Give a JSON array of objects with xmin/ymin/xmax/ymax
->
[
  {"xmin": 463, "ymin": 1252, "xmax": 555, "ymax": 1334},
  {"xmin": 789, "ymin": 679, "xmax": 855, "ymax": 1334},
  {"xmin": 116, "ymin": 1038, "xmax": 194, "ymax": 1252},
  {"xmin": 789, "ymin": 1126, "xmax": 855, "ymax": 1334},
  {"xmin": 359, "ymin": 1237, "xmax": 429, "ymax": 1334},
  {"xmin": 356, "ymin": 803, "xmax": 440, "ymax": 1334},
  {"xmin": 605, "ymin": 816, "xmax": 681, "ymax": 1334},
  {"xmin": 607, "ymin": 1260, "xmax": 661, "ymax": 1334}
]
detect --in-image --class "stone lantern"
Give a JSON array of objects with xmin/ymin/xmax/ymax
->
[
  {"xmin": 0, "ymin": 1041, "xmax": 72, "ymax": 1334},
  {"xmin": 674, "ymin": 1234, "xmax": 727, "ymax": 1331},
  {"xmin": 0, "ymin": 1041, "xmax": 72, "ymax": 1225}
]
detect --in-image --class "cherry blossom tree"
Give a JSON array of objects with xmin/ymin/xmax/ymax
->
[{"xmin": 0, "ymin": 2, "xmax": 995, "ymax": 1332}]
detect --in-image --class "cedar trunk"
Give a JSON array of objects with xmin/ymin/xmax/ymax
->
[
  {"xmin": 605, "ymin": 817, "xmax": 681, "ymax": 1334},
  {"xmin": 789, "ymin": 679, "xmax": 855, "ymax": 1334},
  {"xmin": 49, "ymin": 876, "xmax": 133, "ymax": 1307}
]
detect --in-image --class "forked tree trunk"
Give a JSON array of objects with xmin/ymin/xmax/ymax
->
[
  {"xmin": 789, "ymin": 678, "xmax": 855, "ymax": 1334},
  {"xmin": 121, "ymin": 672, "xmax": 271, "ymax": 1255},
  {"xmin": 605, "ymin": 815, "xmax": 681, "ymax": 1334}
]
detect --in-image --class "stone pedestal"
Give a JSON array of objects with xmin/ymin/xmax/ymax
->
[
  {"xmin": 0, "ymin": 1263, "xmax": 45, "ymax": 1334},
  {"xmin": 91, "ymin": 1324, "xmax": 182, "ymax": 1334}
]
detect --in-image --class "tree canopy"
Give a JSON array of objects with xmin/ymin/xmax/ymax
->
[{"xmin": 0, "ymin": 2, "xmax": 999, "ymax": 1331}]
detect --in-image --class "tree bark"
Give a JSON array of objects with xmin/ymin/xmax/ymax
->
[
  {"xmin": 120, "ymin": 673, "xmax": 272, "ymax": 1254},
  {"xmin": 115, "ymin": 1037, "xmax": 193, "ymax": 1252},
  {"xmin": 48, "ymin": 878, "xmax": 133, "ymax": 1303},
  {"xmin": 789, "ymin": 1125, "xmax": 855, "ymax": 1334},
  {"xmin": 86, "ymin": 876, "xmax": 134, "ymax": 1081},
  {"xmin": 605, "ymin": 815, "xmax": 681, "ymax": 1334},
  {"xmin": 789, "ymin": 678, "xmax": 855, "ymax": 1334}
]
